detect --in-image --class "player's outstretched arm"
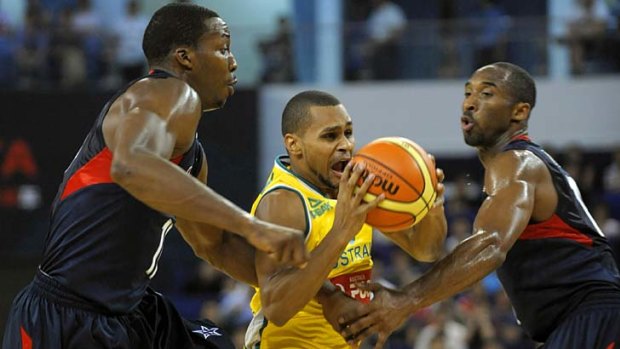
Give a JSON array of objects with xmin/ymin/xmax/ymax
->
[
  {"xmin": 341, "ymin": 151, "xmax": 541, "ymax": 348},
  {"xmin": 175, "ymin": 152, "xmax": 258, "ymax": 286},
  {"xmin": 256, "ymin": 163, "xmax": 383, "ymax": 326},
  {"xmin": 385, "ymin": 165, "xmax": 447, "ymax": 262},
  {"xmin": 104, "ymin": 78, "xmax": 307, "ymax": 267}
]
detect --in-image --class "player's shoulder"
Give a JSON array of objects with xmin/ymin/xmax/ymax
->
[
  {"xmin": 256, "ymin": 187, "xmax": 307, "ymax": 231},
  {"xmin": 121, "ymin": 76, "xmax": 200, "ymax": 116},
  {"xmin": 260, "ymin": 187, "xmax": 306, "ymax": 211},
  {"xmin": 490, "ymin": 148, "xmax": 547, "ymax": 180}
]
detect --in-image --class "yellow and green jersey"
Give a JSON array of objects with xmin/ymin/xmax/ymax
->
[{"xmin": 245, "ymin": 155, "xmax": 373, "ymax": 349}]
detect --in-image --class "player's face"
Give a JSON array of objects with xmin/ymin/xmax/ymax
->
[
  {"xmin": 192, "ymin": 17, "xmax": 237, "ymax": 111},
  {"xmin": 300, "ymin": 105, "xmax": 354, "ymax": 193},
  {"xmin": 461, "ymin": 66, "xmax": 516, "ymax": 148}
]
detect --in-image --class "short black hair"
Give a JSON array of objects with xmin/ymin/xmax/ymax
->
[
  {"xmin": 142, "ymin": 3, "xmax": 219, "ymax": 65},
  {"xmin": 491, "ymin": 62, "xmax": 537, "ymax": 110},
  {"xmin": 282, "ymin": 90, "xmax": 342, "ymax": 136}
]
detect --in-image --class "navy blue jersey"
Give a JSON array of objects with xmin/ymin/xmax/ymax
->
[
  {"xmin": 39, "ymin": 70, "xmax": 204, "ymax": 314},
  {"xmin": 497, "ymin": 137, "xmax": 620, "ymax": 342}
]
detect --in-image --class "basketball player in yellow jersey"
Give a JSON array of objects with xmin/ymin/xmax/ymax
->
[{"xmin": 244, "ymin": 90, "xmax": 447, "ymax": 348}]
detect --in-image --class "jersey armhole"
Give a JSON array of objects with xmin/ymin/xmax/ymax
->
[{"xmin": 259, "ymin": 185, "xmax": 312, "ymax": 238}]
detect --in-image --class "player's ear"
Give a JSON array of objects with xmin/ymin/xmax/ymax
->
[
  {"xmin": 511, "ymin": 102, "xmax": 531, "ymax": 123},
  {"xmin": 174, "ymin": 47, "xmax": 193, "ymax": 70},
  {"xmin": 284, "ymin": 134, "xmax": 302, "ymax": 156}
]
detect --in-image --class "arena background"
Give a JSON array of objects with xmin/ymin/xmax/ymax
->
[{"xmin": 1, "ymin": 0, "xmax": 619, "ymax": 348}]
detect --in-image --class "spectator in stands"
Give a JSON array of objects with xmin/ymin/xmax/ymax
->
[
  {"xmin": 72, "ymin": 0, "xmax": 105, "ymax": 83},
  {"xmin": 415, "ymin": 300, "xmax": 468, "ymax": 349},
  {"xmin": 257, "ymin": 16, "xmax": 295, "ymax": 83},
  {"xmin": 0, "ymin": 12, "xmax": 16, "ymax": 87},
  {"xmin": 15, "ymin": 6, "xmax": 50, "ymax": 88},
  {"xmin": 561, "ymin": 0, "xmax": 615, "ymax": 75},
  {"xmin": 364, "ymin": 0, "xmax": 407, "ymax": 80},
  {"xmin": 114, "ymin": 0, "xmax": 149, "ymax": 82},
  {"xmin": 49, "ymin": 7, "xmax": 86, "ymax": 88},
  {"xmin": 473, "ymin": 0, "xmax": 511, "ymax": 68}
]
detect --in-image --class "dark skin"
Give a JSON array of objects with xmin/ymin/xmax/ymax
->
[
  {"xmin": 103, "ymin": 16, "xmax": 308, "ymax": 285},
  {"xmin": 254, "ymin": 104, "xmax": 447, "ymax": 330},
  {"xmin": 340, "ymin": 64, "xmax": 559, "ymax": 348}
]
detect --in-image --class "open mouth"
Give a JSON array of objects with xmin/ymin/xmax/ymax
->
[
  {"xmin": 330, "ymin": 159, "xmax": 350, "ymax": 176},
  {"xmin": 461, "ymin": 116, "xmax": 474, "ymax": 131}
]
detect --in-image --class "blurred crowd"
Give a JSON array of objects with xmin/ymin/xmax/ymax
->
[
  {"xmin": 1, "ymin": 0, "xmax": 619, "ymax": 89},
  {"xmin": 0, "ymin": 0, "xmax": 149, "ymax": 90},
  {"xmin": 261, "ymin": 0, "xmax": 620, "ymax": 83},
  {"xmin": 152, "ymin": 144, "xmax": 620, "ymax": 349}
]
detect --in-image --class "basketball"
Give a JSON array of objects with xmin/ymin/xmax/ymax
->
[{"xmin": 350, "ymin": 137, "xmax": 438, "ymax": 232}]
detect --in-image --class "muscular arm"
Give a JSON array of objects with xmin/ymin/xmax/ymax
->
[
  {"xmin": 103, "ymin": 78, "xmax": 307, "ymax": 266},
  {"xmin": 384, "ymin": 167, "xmax": 447, "ymax": 262},
  {"xmin": 174, "ymin": 151, "xmax": 257, "ymax": 286},
  {"xmin": 399, "ymin": 151, "xmax": 542, "ymax": 311},
  {"xmin": 105, "ymin": 78, "xmax": 257, "ymax": 235},
  {"xmin": 256, "ymin": 164, "xmax": 379, "ymax": 326},
  {"xmin": 341, "ymin": 151, "xmax": 549, "ymax": 346},
  {"xmin": 255, "ymin": 190, "xmax": 353, "ymax": 326},
  {"xmin": 385, "ymin": 199, "xmax": 447, "ymax": 262}
]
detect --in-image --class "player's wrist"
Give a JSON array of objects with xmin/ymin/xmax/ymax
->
[{"xmin": 316, "ymin": 282, "xmax": 340, "ymax": 305}]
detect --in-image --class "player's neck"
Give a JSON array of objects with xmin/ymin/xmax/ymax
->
[
  {"xmin": 477, "ymin": 128, "xmax": 528, "ymax": 164},
  {"xmin": 148, "ymin": 65, "xmax": 181, "ymax": 79},
  {"xmin": 289, "ymin": 162, "xmax": 335, "ymax": 198}
]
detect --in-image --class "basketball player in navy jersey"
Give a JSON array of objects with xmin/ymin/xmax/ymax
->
[
  {"xmin": 2, "ymin": 3, "xmax": 308, "ymax": 349},
  {"xmin": 338, "ymin": 62, "xmax": 620, "ymax": 348}
]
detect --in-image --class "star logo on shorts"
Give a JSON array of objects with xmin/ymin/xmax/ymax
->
[{"xmin": 192, "ymin": 325, "xmax": 222, "ymax": 340}]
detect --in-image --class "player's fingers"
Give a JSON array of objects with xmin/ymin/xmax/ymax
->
[
  {"xmin": 268, "ymin": 240, "xmax": 284, "ymax": 263},
  {"xmin": 347, "ymin": 162, "xmax": 366, "ymax": 191},
  {"xmin": 339, "ymin": 161, "xmax": 358, "ymax": 191},
  {"xmin": 347, "ymin": 323, "xmax": 380, "ymax": 345},
  {"xmin": 436, "ymin": 168, "xmax": 444, "ymax": 183},
  {"xmin": 373, "ymin": 333, "xmax": 389, "ymax": 349},
  {"xmin": 341, "ymin": 315, "xmax": 376, "ymax": 340},
  {"xmin": 356, "ymin": 281, "xmax": 383, "ymax": 293},
  {"xmin": 428, "ymin": 153, "xmax": 436, "ymax": 166},
  {"xmin": 337, "ymin": 305, "xmax": 371, "ymax": 328},
  {"xmin": 354, "ymin": 172, "xmax": 375, "ymax": 202},
  {"xmin": 362, "ymin": 193, "xmax": 384, "ymax": 213}
]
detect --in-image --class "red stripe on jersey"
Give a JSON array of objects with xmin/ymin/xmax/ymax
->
[
  {"xmin": 61, "ymin": 148, "xmax": 114, "ymax": 200},
  {"xmin": 519, "ymin": 214, "xmax": 593, "ymax": 246},
  {"xmin": 606, "ymin": 342, "xmax": 615, "ymax": 349},
  {"xmin": 20, "ymin": 326, "xmax": 32, "ymax": 349},
  {"xmin": 171, "ymin": 154, "xmax": 183, "ymax": 165},
  {"xmin": 60, "ymin": 147, "xmax": 187, "ymax": 200},
  {"xmin": 511, "ymin": 134, "xmax": 531, "ymax": 142},
  {"xmin": 329, "ymin": 269, "xmax": 372, "ymax": 303}
]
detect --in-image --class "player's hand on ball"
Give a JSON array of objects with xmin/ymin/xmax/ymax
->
[
  {"xmin": 333, "ymin": 162, "xmax": 385, "ymax": 240},
  {"xmin": 428, "ymin": 154, "xmax": 445, "ymax": 208},
  {"xmin": 247, "ymin": 219, "xmax": 309, "ymax": 268}
]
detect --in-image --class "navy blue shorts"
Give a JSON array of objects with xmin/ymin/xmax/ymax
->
[
  {"xmin": 2, "ymin": 271, "xmax": 235, "ymax": 349},
  {"xmin": 542, "ymin": 302, "xmax": 620, "ymax": 349}
]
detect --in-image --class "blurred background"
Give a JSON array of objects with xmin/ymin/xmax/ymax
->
[{"xmin": 0, "ymin": 0, "xmax": 619, "ymax": 348}]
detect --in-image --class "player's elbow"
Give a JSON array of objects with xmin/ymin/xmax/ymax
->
[
  {"xmin": 261, "ymin": 290, "xmax": 296, "ymax": 326},
  {"xmin": 110, "ymin": 158, "xmax": 136, "ymax": 186},
  {"xmin": 263, "ymin": 304, "xmax": 293, "ymax": 327},
  {"xmin": 413, "ymin": 248, "xmax": 443, "ymax": 263},
  {"xmin": 478, "ymin": 231, "xmax": 507, "ymax": 268}
]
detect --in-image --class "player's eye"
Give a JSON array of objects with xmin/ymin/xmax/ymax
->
[
  {"xmin": 345, "ymin": 130, "xmax": 353, "ymax": 138},
  {"xmin": 322, "ymin": 132, "xmax": 336, "ymax": 140}
]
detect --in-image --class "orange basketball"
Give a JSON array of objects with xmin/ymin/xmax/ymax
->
[{"xmin": 350, "ymin": 137, "xmax": 438, "ymax": 232}]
